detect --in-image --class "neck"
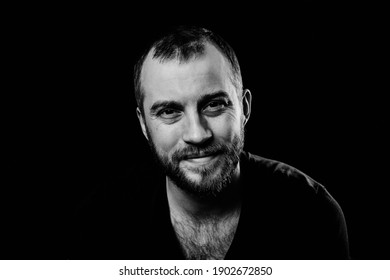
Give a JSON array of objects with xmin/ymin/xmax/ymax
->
[{"xmin": 166, "ymin": 164, "xmax": 242, "ymax": 220}]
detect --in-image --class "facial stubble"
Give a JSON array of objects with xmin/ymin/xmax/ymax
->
[{"xmin": 145, "ymin": 124, "xmax": 245, "ymax": 198}]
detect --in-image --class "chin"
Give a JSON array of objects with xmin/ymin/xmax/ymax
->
[
  {"xmin": 179, "ymin": 168, "xmax": 230, "ymax": 197},
  {"xmin": 183, "ymin": 163, "xmax": 222, "ymax": 183}
]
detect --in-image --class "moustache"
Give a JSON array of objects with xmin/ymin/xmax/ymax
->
[{"xmin": 171, "ymin": 143, "xmax": 229, "ymax": 162}]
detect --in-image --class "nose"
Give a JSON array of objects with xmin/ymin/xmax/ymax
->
[{"xmin": 182, "ymin": 111, "xmax": 212, "ymax": 145}]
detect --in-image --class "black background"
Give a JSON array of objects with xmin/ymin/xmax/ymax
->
[{"xmin": 5, "ymin": 2, "xmax": 388, "ymax": 259}]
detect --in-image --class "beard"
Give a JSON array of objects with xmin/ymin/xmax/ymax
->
[{"xmin": 146, "ymin": 127, "xmax": 245, "ymax": 198}]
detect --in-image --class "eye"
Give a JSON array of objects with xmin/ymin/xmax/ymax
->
[
  {"xmin": 158, "ymin": 108, "xmax": 181, "ymax": 119},
  {"xmin": 204, "ymin": 100, "xmax": 228, "ymax": 112}
]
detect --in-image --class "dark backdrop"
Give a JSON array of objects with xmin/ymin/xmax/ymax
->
[{"xmin": 6, "ymin": 2, "xmax": 388, "ymax": 259}]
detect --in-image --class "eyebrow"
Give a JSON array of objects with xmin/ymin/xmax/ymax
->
[
  {"xmin": 197, "ymin": 91, "xmax": 231, "ymax": 108},
  {"xmin": 149, "ymin": 91, "xmax": 231, "ymax": 115},
  {"xmin": 149, "ymin": 101, "xmax": 183, "ymax": 116}
]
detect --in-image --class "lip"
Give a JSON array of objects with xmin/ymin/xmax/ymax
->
[
  {"xmin": 186, "ymin": 155, "xmax": 215, "ymax": 164},
  {"xmin": 181, "ymin": 153, "xmax": 219, "ymax": 166},
  {"xmin": 185, "ymin": 152, "xmax": 212, "ymax": 159}
]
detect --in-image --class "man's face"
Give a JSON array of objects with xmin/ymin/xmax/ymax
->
[{"xmin": 137, "ymin": 43, "xmax": 250, "ymax": 197}]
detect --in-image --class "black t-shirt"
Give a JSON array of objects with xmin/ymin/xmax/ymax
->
[{"xmin": 72, "ymin": 151, "xmax": 350, "ymax": 259}]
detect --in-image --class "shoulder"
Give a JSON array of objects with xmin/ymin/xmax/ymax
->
[
  {"xmin": 240, "ymin": 151, "xmax": 350, "ymax": 259},
  {"xmin": 240, "ymin": 151, "xmax": 343, "ymax": 218},
  {"xmin": 242, "ymin": 151, "xmax": 321, "ymax": 193}
]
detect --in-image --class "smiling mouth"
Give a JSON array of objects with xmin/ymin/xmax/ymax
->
[
  {"xmin": 182, "ymin": 152, "xmax": 220, "ymax": 165},
  {"xmin": 186, "ymin": 155, "xmax": 215, "ymax": 163}
]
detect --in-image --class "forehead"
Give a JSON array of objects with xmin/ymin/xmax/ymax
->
[{"xmin": 140, "ymin": 43, "xmax": 236, "ymax": 106}]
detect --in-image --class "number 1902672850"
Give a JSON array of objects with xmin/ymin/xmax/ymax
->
[{"xmin": 212, "ymin": 266, "xmax": 272, "ymax": 276}]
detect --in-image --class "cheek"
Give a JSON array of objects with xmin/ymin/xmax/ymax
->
[
  {"xmin": 147, "ymin": 121, "xmax": 181, "ymax": 153},
  {"xmin": 209, "ymin": 112, "xmax": 242, "ymax": 140}
]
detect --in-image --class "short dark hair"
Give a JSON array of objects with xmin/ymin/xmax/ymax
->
[{"xmin": 133, "ymin": 25, "xmax": 243, "ymax": 115}]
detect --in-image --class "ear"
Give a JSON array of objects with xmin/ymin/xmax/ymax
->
[
  {"xmin": 136, "ymin": 107, "xmax": 149, "ymax": 141},
  {"xmin": 242, "ymin": 89, "xmax": 252, "ymax": 126}
]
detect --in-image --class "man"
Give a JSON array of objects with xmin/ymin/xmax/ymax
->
[{"xmin": 75, "ymin": 26, "xmax": 350, "ymax": 260}]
